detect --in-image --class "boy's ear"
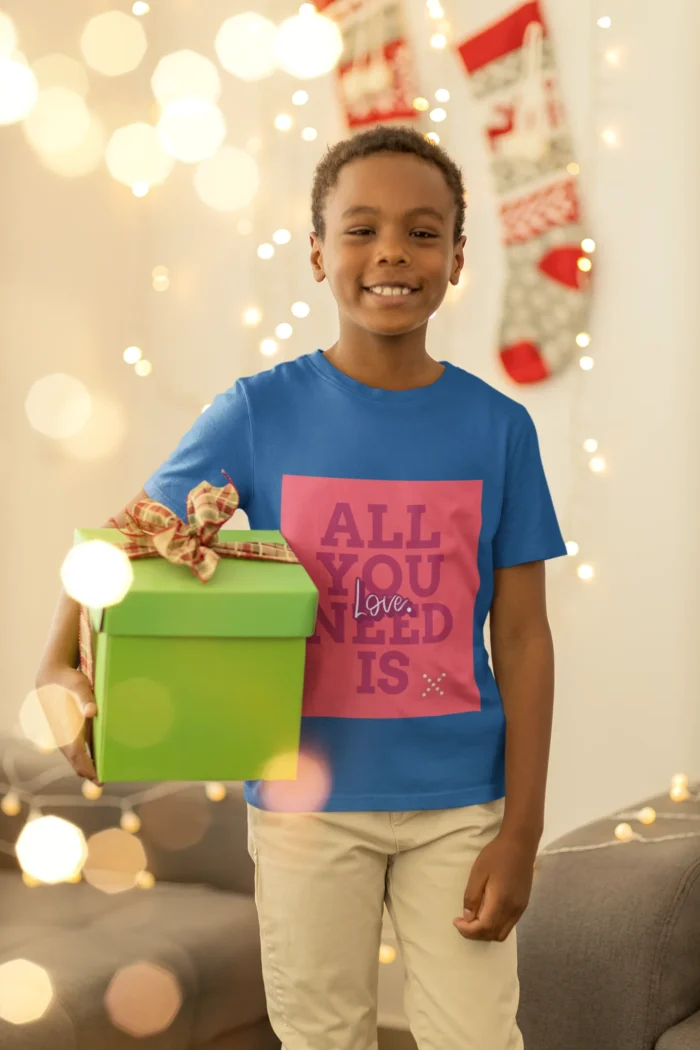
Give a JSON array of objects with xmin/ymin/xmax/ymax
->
[
  {"xmin": 450, "ymin": 235, "xmax": 467, "ymax": 285},
  {"xmin": 309, "ymin": 232, "xmax": 326, "ymax": 284}
]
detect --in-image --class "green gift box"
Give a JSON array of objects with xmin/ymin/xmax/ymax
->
[{"xmin": 75, "ymin": 527, "xmax": 318, "ymax": 783}]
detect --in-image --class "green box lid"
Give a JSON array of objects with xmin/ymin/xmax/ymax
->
[{"xmin": 74, "ymin": 528, "xmax": 318, "ymax": 639}]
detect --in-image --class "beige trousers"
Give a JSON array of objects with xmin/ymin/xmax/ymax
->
[{"xmin": 246, "ymin": 798, "xmax": 524, "ymax": 1050}]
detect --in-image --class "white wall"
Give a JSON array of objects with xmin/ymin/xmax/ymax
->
[{"xmin": 2, "ymin": 0, "xmax": 698, "ymax": 845}]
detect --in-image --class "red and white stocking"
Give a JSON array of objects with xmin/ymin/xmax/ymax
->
[
  {"xmin": 316, "ymin": 0, "xmax": 421, "ymax": 131},
  {"xmin": 456, "ymin": 1, "xmax": 593, "ymax": 384}
]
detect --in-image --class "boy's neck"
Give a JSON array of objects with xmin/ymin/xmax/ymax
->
[{"xmin": 323, "ymin": 328, "xmax": 444, "ymax": 392}]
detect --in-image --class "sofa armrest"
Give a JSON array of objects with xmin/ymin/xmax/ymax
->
[
  {"xmin": 0, "ymin": 736, "xmax": 255, "ymax": 896},
  {"xmin": 656, "ymin": 1010, "xmax": 700, "ymax": 1050}
]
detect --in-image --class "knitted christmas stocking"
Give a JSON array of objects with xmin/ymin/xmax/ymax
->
[{"xmin": 456, "ymin": 1, "xmax": 593, "ymax": 384}]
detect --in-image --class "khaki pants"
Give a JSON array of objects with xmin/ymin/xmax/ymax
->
[{"xmin": 246, "ymin": 798, "xmax": 524, "ymax": 1050}]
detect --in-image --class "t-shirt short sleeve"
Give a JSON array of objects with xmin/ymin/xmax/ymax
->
[
  {"xmin": 492, "ymin": 407, "xmax": 567, "ymax": 569},
  {"xmin": 143, "ymin": 381, "xmax": 253, "ymax": 521}
]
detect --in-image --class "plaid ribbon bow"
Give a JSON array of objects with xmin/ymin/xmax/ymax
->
[{"xmin": 79, "ymin": 472, "xmax": 299, "ymax": 689}]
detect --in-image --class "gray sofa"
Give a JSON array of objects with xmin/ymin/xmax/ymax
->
[{"xmin": 0, "ymin": 736, "xmax": 698, "ymax": 1049}]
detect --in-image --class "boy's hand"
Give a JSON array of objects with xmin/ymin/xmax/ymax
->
[
  {"xmin": 453, "ymin": 831, "xmax": 536, "ymax": 942},
  {"xmin": 35, "ymin": 666, "xmax": 101, "ymax": 785}
]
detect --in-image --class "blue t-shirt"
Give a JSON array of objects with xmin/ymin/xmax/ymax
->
[{"xmin": 145, "ymin": 349, "xmax": 567, "ymax": 812}]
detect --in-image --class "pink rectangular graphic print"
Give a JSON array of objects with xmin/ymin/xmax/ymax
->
[{"xmin": 281, "ymin": 476, "xmax": 483, "ymax": 719}]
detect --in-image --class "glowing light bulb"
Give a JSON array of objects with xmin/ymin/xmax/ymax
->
[
  {"xmin": 136, "ymin": 870, "xmax": 155, "ymax": 888},
  {"xmin": 257, "ymin": 243, "xmax": 274, "ymax": 260},
  {"xmin": 205, "ymin": 782, "xmax": 227, "ymax": 802},
  {"xmin": 577, "ymin": 564, "xmax": 594, "ymax": 581},
  {"xmin": 576, "ymin": 332, "xmax": 591, "ymax": 348},
  {"xmin": 589, "ymin": 456, "xmax": 606, "ymax": 473},
  {"xmin": 120, "ymin": 810, "xmax": 142, "ymax": 833},
  {"xmin": 583, "ymin": 438, "xmax": 598, "ymax": 453},
  {"xmin": 579, "ymin": 356, "xmax": 594, "ymax": 371},
  {"xmin": 274, "ymin": 113, "xmax": 292, "ymax": 131},
  {"xmin": 379, "ymin": 944, "xmax": 397, "ymax": 964},
  {"xmin": 614, "ymin": 822, "xmax": 634, "ymax": 842},
  {"xmin": 123, "ymin": 346, "xmax": 142, "ymax": 364},
  {"xmin": 638, "ymin": 807, "xmax": 656, "ymax": 825},
  {"xmin": 670, "ymin": 783, "xmax": 691, "ymax": 802},
  {"xmin": 1, "ymin": 791, "xmax": 21, "ymax": 817},
  {"xmin": 565, "ymin": 541, "xmax": 579, "ymax": 557},
  {"xmin": 81, "ymin": 781, "xmax": 103, "ymax": 800},
  {"xmin": 243, "ymin": 307, "xmax": 262, "ymax": 326}
]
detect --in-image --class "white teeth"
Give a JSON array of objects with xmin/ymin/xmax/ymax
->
[{"xmin": 367, "ymin": 286, "xmax": 414, "ymax": 296}]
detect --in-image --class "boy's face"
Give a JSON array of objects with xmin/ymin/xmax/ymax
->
[{"xmin": 310, "ymin": 152, "xmax": 466, "ymax": 338}]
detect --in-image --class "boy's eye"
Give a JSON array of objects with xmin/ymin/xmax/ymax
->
[{"xmin": 346, "ymin": 228, "xmax": 439, "ymax": 239}]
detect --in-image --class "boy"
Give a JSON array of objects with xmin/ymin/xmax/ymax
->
[{"xmin": 37, "ymin": 125, "xmax": 567, "ymax": 1049}]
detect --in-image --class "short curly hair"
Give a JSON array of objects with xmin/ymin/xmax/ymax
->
[{"xmin": 311, "ymin": 124, "xmax": 466, "ymax": 245}]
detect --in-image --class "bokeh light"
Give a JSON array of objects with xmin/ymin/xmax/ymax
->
[
  {"xmin": 31, "ymin": 53, "xmax": 89, "ymax": 98},
  {"xmin": 291, "ymin": 301, "xmax": 310, "ymax": 318},
  {"xmin": 272, "ymin": 228, "xmax": 291, "ymax": 244},
  {"xmin": 157, "ymin": 98, "xmax": 226, "ymax": 163},
  {"xmin": 205, "ymin": 782, "xmax": 227, "ymax": 802},
  {"xmin": 379, "ymin": 944, "xmax": 397, "ymax": 964},
  {"xmin": 0, "ymin": 57, "xmax": 38, "ymax": 124},
  {"xmin": 135, "ymin": 359, "xmax": 153, "ymax": 376},
  {"xmin": 215, "ymin": 13, "xmax": 277, "ymax": 82},
  {"xmin": 105, "ymin": 962, "xmax": 182, "ymax": 1037},
  {"xmin": 20, "ymin": 684, "xmax": 84, "ymax": 752},
  {"xmin": 292, "ymin": 89, "xmax": 309, "ymax": 105},
  {"xmin": 257, "ymin": 243, "xmax": 274, "ymax": 260},
  {"xmin": 16, "ymin": 815, "xmax": 88, "ymax": 884},
  {"xmin": 60, "ymin": 393, "xmax": 127, "ymax": 461},
  {"xmin": 23, "ymin": 86, "xmax": 91, "ymax": 156},
  {"xmin": 243, "ymin": 306, "xmax": 262, "ymax": 326},
  {"xmin": 82, "ymin": 780, "xmax": 103, "ymax": 800},
  {"xmin": 120, "ymin": 810, "xmax": 141, "ymax": 833},
  {"xmin": 0, "ymin": 960, "xmax": 53, "ymax": 1024},
  {"xmin": 301, "ymin": 126, "xmax": 317, "ymax": 141},
  {"xmin": 25, "ymin": 373, "xmax": 92, "ymax": 439},
  {"xmin": 274, "ymin": 8, "xmax": 343, "ymax": 80},
  {"xmin": 260, "ymin": 748, "xmax": 332, "ymax": 812},
  {"xmin": 260, "ymin": 338, "xmax": 278, "ymax": 357},
  {"xmin": 60, "ymin": 539, "xmax": 134, "ymax": 608},
  {"xmin": 106, "ymin": 122, "xmax": 174, "ymax": 189},
  {"xmin": 151, "ymin": 49, "xmax": 221, "ymax": 106},
  {"xmin": 140, "ymin": 789, "xmax": 212, "ymax": 849},
  {"xmin": 83, "ymin": 828, "xmax": 147, "ymax": 894},
  {"xmin": 107, "ymin": 678, "xmax": 173, "ymax": 748},
  {"xmin": 274, "ymin": 113, "xmax": 292, "ymax": 131},
  {"xmin": 194, "ymin": 146, "xmax": 260, "ymax": 212},
  {"xmin": 80, "ymin": 11, "xmax": 147, "ymax": 77},
  {"xmin": 36, "ymin": 113, "xmax": 106, "ymax": 178},
  {"xmin": 0, "ymin": 11, "xmax": 17, "ymax": 58},
  {"xmin": 275, "ymin": 323, "xmax": 293, "ymax": 339},
  {"xmin": 123, "ymin": 345, "xmax": 142, "ymax": 364}
]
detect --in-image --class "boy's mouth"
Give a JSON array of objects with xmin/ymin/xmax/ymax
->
[{"xmin": 362, "ymin": 283, "xmax": 421, "ymax": 302}]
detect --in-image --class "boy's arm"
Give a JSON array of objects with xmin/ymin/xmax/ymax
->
[
  {"xmin": 35, "ymin": 488, "xmax": 150, "ymax": 782},
  {"xmin": 490, "ymin": 559, "xmax": 554, "ymax": 848}
]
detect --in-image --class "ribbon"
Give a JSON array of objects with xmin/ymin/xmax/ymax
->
[{"xmin": 78, "ymin": 472, "xmax": 299, "ymax": 690}]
